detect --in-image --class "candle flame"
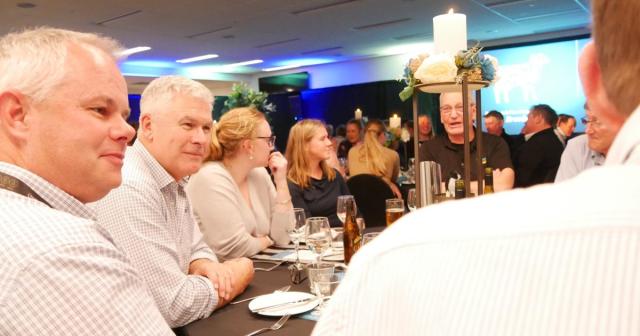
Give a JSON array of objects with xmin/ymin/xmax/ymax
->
[
  {"xmin": 448, "ymin": 8, "xmax": 454, "ymax": 14},
  {"xmin": 393, "ymin": 114, "xmax": 398, "ymax": 118}
]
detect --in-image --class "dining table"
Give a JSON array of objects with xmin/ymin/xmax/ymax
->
[
  {"xmin": 176, "ymin": 262, "xmax": 317, "ymax": 336},
  {"xmin": 177, "ymin": 226, "xmax": 385, "ymax": 336}
]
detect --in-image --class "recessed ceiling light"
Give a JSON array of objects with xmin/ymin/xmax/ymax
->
[
  {"xmin": 176, "ymin": 54, "xmax": 219, "ymax": 63},
  {"xmin": 16, "ymin": 2, "xmax": 36, "ymax": 8},
  {"xmin": 262, "ymin": 64, "xmax": 301, "ymax": 72},
  {"xmin": 117, "ymin": 46, "xmax": 151, "ymax": 57},
  {"xmin": 220, "ymin": 59, "xmax": 263, "ymax": 68}
]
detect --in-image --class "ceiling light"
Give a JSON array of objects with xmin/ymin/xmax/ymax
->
[
  {"xmin": 118, "ymin": 46, "xmax": 151, "ymax": 57},
  {"xmin": 176, "ymin": 54, "xmax": 219, "ymax": 63},
  {"xmin": 220, "ymin": 59, "xmax": 263, "ymax": 68},
  {"xmin": 262, "ymin": 64, "xmax": 301, "ymax": 72}
]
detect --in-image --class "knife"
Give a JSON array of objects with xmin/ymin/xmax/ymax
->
[{"xmin": 252, "ymin": 297, "xmax": 317, "ymax": 313}]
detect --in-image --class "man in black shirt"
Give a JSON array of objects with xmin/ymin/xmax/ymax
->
[
  {"xmin": 420, "ymin": 92, "xmax": 514, "ymax": 192},
  {"xmin": 513, "ymin": 104, "xmax": 565, "ymax": 187}
]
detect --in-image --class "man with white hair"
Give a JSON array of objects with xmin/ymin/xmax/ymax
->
[
  {"xmin": 313, "ymin": 0, "xmax": 640, "ymax": 334},
  {"xmin": 93, "ymin": 75, "xmax": 254, "ymax": 328},
  {"xmin": 0, "ymin": 28, "xmax": 172, "ymax": 334},
  {"xmin": 420, "ymin": 92, "xmax": 514, "ymax": 192}
]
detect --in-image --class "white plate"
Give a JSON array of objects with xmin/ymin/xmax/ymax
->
[{"xmin": 249, "ymin": 291, "xmax": 318, "ymax": 316}]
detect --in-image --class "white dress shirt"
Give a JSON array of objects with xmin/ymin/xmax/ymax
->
[
  {"xmin": 313, "ymin": 106, "xmax": 640, "ymax": 336},
  {"xmin": 93, "ymin": 141, "xmax": 218, "ymax": 328},
  {"xmin": 554, "ymin": 134, "xmax": 605, "ymax": 182},
  {"xmin": 0, "ymin": 162, "xmax": 172, "ymax": 335}
]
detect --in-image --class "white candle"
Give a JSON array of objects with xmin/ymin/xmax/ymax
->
[
  {"xmin": 390, "ymin": 114, "xmax": 401, "ymax": 129},
  {"xmin": 355, "ymin": 108, "xmax": 362, "ymax": 120},
  {"xmin": 433, "ymin": 9, "xmax": 467, "ymax": 55}
]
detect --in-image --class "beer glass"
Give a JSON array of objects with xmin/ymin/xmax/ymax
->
[{"xmin": 385, "ymin": 198, "xmax": 404, "ymax": 226}]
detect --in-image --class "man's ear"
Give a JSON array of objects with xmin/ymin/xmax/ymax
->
[
  {"xmin": 138, "ymin": 113, "xmax": 153, "ymax": 141},
  {"xmin": 0, "ymin": 91, "xmax": 30, "ymax": 142},
  {"xmin": 579, "ymin": 41, "xmax": 621, "ymax": 121},
  {"xmin": 579, "ymin": 42, "xmax": 601, "ymax": 104}
]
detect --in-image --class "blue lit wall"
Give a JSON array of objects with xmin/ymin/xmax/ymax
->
[{"xmin": 481, "ymin": 38, "xmax": 590, "ymax": 135}]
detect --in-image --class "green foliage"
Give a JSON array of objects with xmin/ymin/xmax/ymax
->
[{"xmin": 222, "ymin": 82, "xmax": 276, "ymax": 115}]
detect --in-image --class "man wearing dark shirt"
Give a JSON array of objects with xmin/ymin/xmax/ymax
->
[
  {"xmin": 484, "ymin": 110, "xmax": 519, "ymax": 155},
  {"xmin": 420, "ymin": 92, "xmax": 514, "ymax": 192},
  {"xmin": 337, "ymin": 119, "xmax": 362, "ymax": 159},
  {"xmin": 513, "ymin": 104, "xmax": 565, "ymax": 187}
]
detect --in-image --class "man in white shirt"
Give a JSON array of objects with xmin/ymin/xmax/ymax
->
[
  {"xmin": 94, "ymin": 76, "xmax": 254, "ymax": 328},
  {"xmin": 313, "ymin": 1, "xmax": 640, "ymax": 334},
  {"xmin": 555, "ymin": 103, "xmax": 624, "ymax": 182},
  {"xmin": 0, "ymin": 28, "xmax": 173, "ymax": 335}
]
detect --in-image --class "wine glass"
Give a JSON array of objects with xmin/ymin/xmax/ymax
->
[
  {"xmin": 407, "ymin": 188, "xmax": 417, "ymax": 212},
  {"xmin": 305, "ymin": 217, "xmax": 332, "ymax": 264},
  {"xmin": 286, "ymin": 208, "xmax": 306, "ymax": 265},
  {"xmin": 336, "ymin": 195, "xmax": 356, "ymax": 224}
]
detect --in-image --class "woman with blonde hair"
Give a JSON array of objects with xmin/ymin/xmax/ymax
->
[
  {"xmin": 348, "ymin": 119, "xmax": 402, "ymax": 197},
  {"xmin": 286, "ymin": 119, "xmax": 350, "ymax": 227},
  {"xmin": 186, "ymin": 107, "xmax": 291, "ymax": 260}
]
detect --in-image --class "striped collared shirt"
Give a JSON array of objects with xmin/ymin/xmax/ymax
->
[
  {"xmin": 93, "ymin": 141, "xmax": 218, "ymax": 328},
  {"xmin": 0, "ymin": 162, "xmax": 172, "ymax": 335}
]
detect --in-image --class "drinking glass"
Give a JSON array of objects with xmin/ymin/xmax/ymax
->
[
  {"xmin": 312, "ymin": 274, "xmax": 342, "ymax": 316},
  {"xmin": 305, "ymin": 217, "xmax": 332, "ymax": 264},
  {"xmin": 336, "ymin": 195, "xmax": 355, "ymax": 224},
  {"xmin": 286, "ymin": 208, "xmax": 306, "ymax": 265},
  {"xmin": 385, "ymin": 198, "xmax": 404, "ymax": 226},
  {"xmin": 362, "ymin": 232, "xmax": 380, "ymax": 245},
  {"xmin": 307, "ymin": 263, "xmax": 335, "ymax": 295},
  {"xmin": 407, "ymin": 188, "xmax": 417, "ymax": 212}
]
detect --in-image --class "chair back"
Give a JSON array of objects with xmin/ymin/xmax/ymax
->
[{"xmin": 346, "ymin": 174, "xmax": 395, "ymax": 227}]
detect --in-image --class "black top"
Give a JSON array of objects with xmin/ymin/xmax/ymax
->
[
  {"xmin": 288, "ymin": 169, "xmax": 351, "ymax": 227},
  {"xmin": 337, "ymin": 139, "xmax": 354, "ymax": 159},
  {"xmin": 419, "ymin": 132, "xmax": 513, "ymax": 180},
  {"xmin": 512, "ymin": 127, "xmax": 565, "ymax": 188}
]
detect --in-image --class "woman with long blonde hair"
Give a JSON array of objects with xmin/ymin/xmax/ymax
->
[
  {"xmin": 186, "ymin": 107, "xmax": 291, "ymax": 260},
  {"xmin": 286, "ymin": 119, "xmax": 350, "ymax": 227},
  {"xmin": 348, "ymin": 119, "xmax": 401, "ymax": 197}
]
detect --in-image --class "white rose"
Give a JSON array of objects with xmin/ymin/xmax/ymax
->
[{"xmin": 414, "ymin": 54, "xmax": 458, "ymax": 84}]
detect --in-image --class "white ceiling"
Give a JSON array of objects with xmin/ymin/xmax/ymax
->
[{"xmin": 1, "ymin": 0, "xmax": 591, "ymax": 93}]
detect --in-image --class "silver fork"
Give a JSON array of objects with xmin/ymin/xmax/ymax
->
[
  {"xmin": 230, "ymin": 285, "xmax": 291, "ymax": 305},
  {"xmin": 244, "ymin": 314, "xmax": 291, "ymax": 336},
  {"xmin": 254, "ymin": 260, "xmax": 285, "ymax": 272}
]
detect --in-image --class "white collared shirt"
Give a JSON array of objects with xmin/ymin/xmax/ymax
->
[
  {"xmin": 554, "ymin": 134, "xmax": 605, "ymax": 182},
  {"xmin": 0, "ymin": 162, "xmax": 172, "ymax": 335},
  {"xmin": 93, "ymin": 141, "xmax": 218, "ymax": 328},
  {"xmin": 313, "ymin": 105, "xmax": 640, "ymax": 336}
]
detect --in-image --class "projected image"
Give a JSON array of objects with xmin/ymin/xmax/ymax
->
[{"xmin": 481, "ymin": 38, "xmax": 589, "ymax": 135}]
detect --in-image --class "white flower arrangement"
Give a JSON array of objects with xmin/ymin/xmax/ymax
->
[{"xmin": 399, "ymin": 45, "xmax": 499, "ymax": 101}]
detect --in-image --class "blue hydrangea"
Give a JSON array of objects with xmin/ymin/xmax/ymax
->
[{"xmin": 480, "ymin": 55, "xmax": 496, "ymax": 81}]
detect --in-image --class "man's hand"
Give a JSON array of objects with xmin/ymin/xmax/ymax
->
[{"xmin": 188, "ymin": 259, "xmax": 234, "ymax": 301}]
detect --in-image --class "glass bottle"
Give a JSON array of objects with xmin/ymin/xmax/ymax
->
[
  {"xmin": 343, "ymin": 197, "xmax": 360, "ymax": 264},
  {"xmin": 483, "ymin": 167, "xmax": 494, "ymax": 194},
  {"xmin": 454, "ymin": 178, "xmax": 465, "ymax": 199}
]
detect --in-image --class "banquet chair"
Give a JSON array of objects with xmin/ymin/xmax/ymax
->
[{"xmin": 346, "ymin": 174, "xmax": 395, "ymax": 227}]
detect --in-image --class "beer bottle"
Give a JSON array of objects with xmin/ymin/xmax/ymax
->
[
  {"xmin": 484, "ymin": 167, "xmax": 494, "ymax": 194},
  {"xmin": 343, "ymin": 197, "xmax": 360, "ymax": 264},
  {"xmin": 454, "ymin": 178, "xmax": 465, "ymax": 199}
]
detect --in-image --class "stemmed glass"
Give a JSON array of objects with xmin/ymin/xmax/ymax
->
[
  {"xmin": 286, "ymin": 208, "xmax": 306, "ymax": 265},
  {"xmin": 305, "ymin": 217, "xmax": 332, "ymax": 264},
  {"xmin": 336, "ymin": 195, "xmax": 357, "ymax": 224},
  {"xmin": 407, "ymin": 188, "xmax": 417, "ymax": 212}
]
